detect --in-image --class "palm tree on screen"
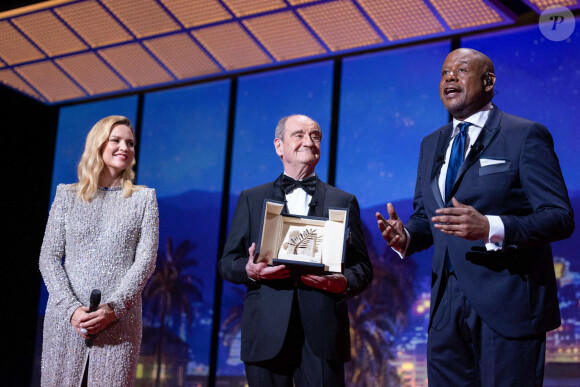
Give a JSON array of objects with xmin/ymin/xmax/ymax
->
[
  {"xmin": 346, "ymin": 224, "xmax": 417, "ymax": 386},
  {"xmin": 143, "ymin": 237, "xmax": 203, "ymax": 387},
  {"xmin": 220, "ymin": 285, "xmax": 246, "ymax": 350}
]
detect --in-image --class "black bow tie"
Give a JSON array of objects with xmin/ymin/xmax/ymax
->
[{"xmin": 282, "ymin": 175, "xmax": 316, "ymax": 196}]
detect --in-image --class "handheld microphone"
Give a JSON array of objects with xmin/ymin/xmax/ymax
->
[{"xmin": 85, "ymin": 289, "xmax": 101, "ymax": 347}]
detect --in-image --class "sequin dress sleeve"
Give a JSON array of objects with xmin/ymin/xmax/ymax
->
[
  {"xmin": 39, "ymin": 184, "xmax": 83, "ymax": 321},
  {"xmin": 108, "ymin": 188, "xmax": 159, "ymax": 319}
]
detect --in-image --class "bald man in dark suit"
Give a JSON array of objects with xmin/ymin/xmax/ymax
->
[{"xmin": 377, "ymin": 49, "xmax": 574, "ymax": 386}]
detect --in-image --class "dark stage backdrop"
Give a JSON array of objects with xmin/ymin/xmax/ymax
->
[{"xmin": 32, "ymin": 20, "xmax": 580, "ymax": 387}]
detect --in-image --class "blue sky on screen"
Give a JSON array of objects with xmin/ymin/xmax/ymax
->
[
  {"xmin": 464, "ymin": 20, "xmax": 580, "ymax": 192},
  {"xmin": 336, "ymin": 41, "xmax": 451, "ymax": 208},
  {"xmin": 138, "ymin": 81, "xmax": 230, "ymax": 197}
]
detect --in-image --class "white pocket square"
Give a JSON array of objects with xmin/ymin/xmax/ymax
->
[{"xmin": 480, "ymin": 158, "xmax": 507, "ymax": 167}]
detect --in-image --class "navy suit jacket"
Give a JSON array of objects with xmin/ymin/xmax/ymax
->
[
  {"xmin": 406, "ymin": 106, "xmax": 574, "ymax": 338},
  {"xmin": 219, "ymin": 174, "xmax": 372, "ymax": 362}
]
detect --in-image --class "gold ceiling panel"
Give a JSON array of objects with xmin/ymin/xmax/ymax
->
[
  {"xmin": 0, "ymin": 20, "xmax": 45, "ymax": 65},
  {"xmin": 98, "ymin": 42, "xmax": 173, "ymax": 87},
  {"xmin": 430, "ymin": 0, "xmax": 503, "ymax": 30},
  {"xmin": 287, "ymin": 0, "xmax": 320, "ymax": 4},
  {"xmin": 15, "ymin": 60, "xmax": 85, "ymax": 102},
  {"xmin": 360, "ymin": 0, "xmax": 445, "ymax": 41},
  {"xmin": 221, "ymin": 0, "xmax": 286, "ymax": 17},
  {"xmin": 159, "ymin": 0, "xmax": 232, "ymax": 28},
  {"xmin": 144, "ymin": 33, "xmax": 220, "ymax": 79},
  {"xmin": 0, "ymin": 68, "xmax": 43, "ymax": 100},
  {"xmin": 298, "ymin": 0, "xmax": 383, "ymax": 51},
  {"xmin": 243, "ymin": 11, "xmax": 325, "ymax": 61},
  {"xmin": 100, "ymin": 0, "xmax": 180, "ymax": 38},
  {"xmin": 55, "ymin": 0, "xmax": 133, "ymax": 48},
  {"xmin": 192, "ymin": 22, "xmax": 272, "ymax": 70},
  {"xmin": 12, "ymin": 10, "xmax": 87, "ymax": 56},
  {"xmin": 55, "ymin": 52, "xmax": 128, "ymax": 95},
  {"xmin": 527, "ymin": 0, "xmax": 578, "ymax": 9},
  {"xmin": 0, "ymin": 0, "xmax": 516, "ymax": 104}
]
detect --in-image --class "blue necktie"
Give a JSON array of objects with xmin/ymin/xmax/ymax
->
[{"xmin": 445, "ymin": 122, "xmax": 471, "ymax": 200}]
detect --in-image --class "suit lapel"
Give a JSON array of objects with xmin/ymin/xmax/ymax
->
[
  {"xmin": 453, "ymin": 107, "xmax": 501, "ymax": 191},
  {"xmin": 431, "ymin": 124, "xmax": 452, "ymax": 208}
]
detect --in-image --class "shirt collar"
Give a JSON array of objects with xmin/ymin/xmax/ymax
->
[
  {"xmin": 452, "ymin": 102, "xmax": 493, "ymax": 135},
  {"xmin": 283, "ymin": 171, "xmax": 316, "ymax": 180}
]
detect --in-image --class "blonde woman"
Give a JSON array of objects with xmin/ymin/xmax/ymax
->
[{"xmin": 39, "ymin": 116, "xmax": 159, "ymax": 386}]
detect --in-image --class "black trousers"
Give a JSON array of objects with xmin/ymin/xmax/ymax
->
[
  {"xmin": 244, "ymin": 291, "xmax": 345, "ymax": 387},
  {"xmin": 427, "ymin": 270, "xmax": 546, "ymax": 387}
]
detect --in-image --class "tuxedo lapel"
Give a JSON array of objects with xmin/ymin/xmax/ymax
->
[
  {"xmin": 431, "ymin": 124, "xmax": 453, "ymax": 208},
  {"xmin": 308, "ymin": 177, "xmax": 326, "ymax": 217},
  {"xmin": 273, "ymin": 174, "xmax": 289, "ymax": 214}
]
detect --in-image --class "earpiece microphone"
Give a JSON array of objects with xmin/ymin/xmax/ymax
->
[{"xmin": 484, "ymin": 72, "xmax": 493, "ymax": 86}]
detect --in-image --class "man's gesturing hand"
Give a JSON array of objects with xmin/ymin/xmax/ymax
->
[
  {"xmin": 432, "ymin": 198, "xmax": 489, "ymax": 241},
  {"xmin": 376, "ymin": 202, "xmax": 407, "ymax": 251}
]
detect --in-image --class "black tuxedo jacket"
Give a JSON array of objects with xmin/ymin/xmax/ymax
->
[
  {"xmin": 406, "ymin": 106, "xmax": 574, "ymax": 338},
  {"xmin": 219, "ymin": 174, "xmax": 372, "ymax": 362}
]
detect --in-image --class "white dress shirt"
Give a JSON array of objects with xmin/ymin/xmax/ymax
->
[
  {"xmin": 284, "ymin": 173, "xmax": 314, "ymax": 216},
  {"xmin": 396, "ymin": 103, "xmax": 504, "ymax": 258}
]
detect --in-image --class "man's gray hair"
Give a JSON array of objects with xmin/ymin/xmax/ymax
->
[{"xmin": 275, "ymin": 116, "xmax": 291, "ymax": 140}]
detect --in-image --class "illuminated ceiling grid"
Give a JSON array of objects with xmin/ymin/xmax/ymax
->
[
  {"xmin": 287, "ymin": 0, "xmax": 321, "ymax": 5},
  {"xmin": 15, "ymin": 60, "xmax": 85, "ymax": 100},
  {"xmin": 143, "ymin": 33, "xmax": 220, "ymax": 79},
  {"xmin": 526, "ymin": 0, "xmax": 578, "ymax": 10},
  {"xmin": 298, "ymin": 0, "xmax": 382, "ymax": 51},
  {"xmin": 98, "ymin": 42, "xmax": 173, "ymax": 87},
  {"xmin": 0, "ymin": 20, "xmax": 44, "ymax": 65},
  {"xmin": 54, "ymin": 1, "xmax": 133, "ymax": 48},
  {"xmin": 192, "ymin": 22, "xmax": 272, "ymax": 70},
  {"xmin": 222, "ymin": 0, "xmax": 287, "ymax": 18},
  {"xmin": 158, "ymin": 0, "xmax": 231, "ymax": 28},
  {"xmin": 0, "ymin": 0, "xmax": 524, "ymax": 104},
  {"xmin": 12, "ymin": 11, "xmax": 87, "ymax": 56},
  {"xmin": 55, "ymin": 52, "xmax": 128, "ymax": 94},
  {"xmin": 430, "ymin": 0, "xmax": 503, "ymax": 30},
  {"xmin": 359, "ymin": 0, "xmax": 445, "ymax": 41},
  {"xmin": 100, "ymin": 0, "xmax": 180, "ymax": 38},
  {"xmin": 0, "ymin": 68, "xmax": 42, "ymax": 99},
  {"xmin": 243, "ymin": 11, "xmax": 325, "ymax": 61}
]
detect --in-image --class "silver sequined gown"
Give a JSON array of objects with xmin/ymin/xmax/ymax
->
[{"xmin": 39, "ymin": 184, "xmax": 159, "ymax": 387}]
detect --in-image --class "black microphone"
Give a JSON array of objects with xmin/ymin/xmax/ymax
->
[
  {"xmin": 436, "ymin": 154, "xmax": 445, "ymax": 164},
  {"xmin": 85, "ymin": 289, "xmax": 101, "ymax": 347},
  {"xmin": 471, "ymin": 142, "xmax": 483, "ymax": 153}
]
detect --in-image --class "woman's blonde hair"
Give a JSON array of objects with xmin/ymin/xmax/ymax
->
[{"xmin": 76, "ymin": 115, "xmax": 140, "ymax": 201}]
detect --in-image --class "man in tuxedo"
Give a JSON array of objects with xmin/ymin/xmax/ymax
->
[
  {"xmin": 376, "ymin": 48, "xmax": 574, "ymax": 386},
  {"xmin": 220, "ymin": 114, "xmax": 372, "ymax": 386}
]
